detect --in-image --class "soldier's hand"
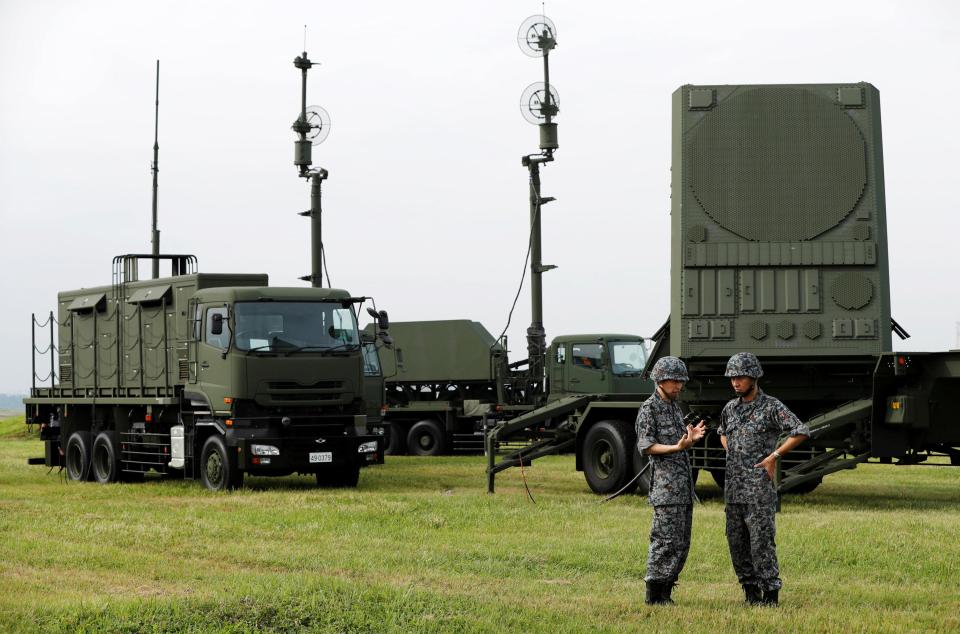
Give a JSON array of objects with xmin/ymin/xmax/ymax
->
[
  {"xmin": 690, "ymin": 421, "xmax": 706, "ymax": 443},
  {"xmin": 754, "ymin": 454, "xmax": 777, "ymax": 481}
]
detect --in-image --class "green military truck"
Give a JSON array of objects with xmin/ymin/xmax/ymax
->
[
  {"xmin": 25, "ymin": 254, "xmax": 388, "ymax": 490},
  {"xmin": 376, "ymin": 320, "xmax": 655, "ymax": 483},
  {"xmin": 487, "ymin": 82, "xmax": 960, "ymax": 496}
]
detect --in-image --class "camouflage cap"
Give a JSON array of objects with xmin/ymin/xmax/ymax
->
[
  {"xmin": 650, "ymin": 356, "xmax": 689, "ymax": 383},
  {"xmin": 725, "ymin": 352, "xmax": 763, "ymax": 378}
]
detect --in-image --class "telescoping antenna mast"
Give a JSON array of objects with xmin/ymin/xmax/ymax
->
[
  {"xmin": 150, "ymin": 60, "xmax": 161, "ymax": 279},
  {"xmin": 518, "ymin": 14, "xmax": 559, "ymax": 391},
  {"xmin": 292, "ymin": 44, "xmax": 332, "ymax": 287}
]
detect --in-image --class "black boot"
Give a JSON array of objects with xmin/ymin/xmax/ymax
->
[
  {"xmin": 761, "ymin": 589, "xmax": 779, "ymax": 606},
  {"xmin": 742, "ymin": 584, "xmax": 763, "ymax": 605},
  {"xmin": 661, "ymin": 580, "xmax": 676, "ymax": 605},
  {"xmin": 645, "ymin": 581, "xmax": 673, "ymax": 605}
]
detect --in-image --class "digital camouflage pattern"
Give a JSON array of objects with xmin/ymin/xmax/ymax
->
[
  {"xmin": 724, "ymin": 352, "xmax": 764, "ymax": 378},
  {"xmin": 649, "ymin": 355, "xmax": 689, "ymax": 383},
  {"xmin": 646, "ymin": 504, "xmax": 693, "ymax": 583},
  {"xmin": 718, "ymin": 390, "xmax": 809, "ymax": 505},
  {"xmin": 635, "ymin": 392, "xmax": 695, "ymax": 506},
  {"xmin": 725, "ymin": 503, "xmax": 781, "ymax": 591}
]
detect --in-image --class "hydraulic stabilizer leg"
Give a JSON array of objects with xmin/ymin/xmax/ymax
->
[{"xmin": 486, "ymin": 428, "xmax": 497, "ymax": 493}]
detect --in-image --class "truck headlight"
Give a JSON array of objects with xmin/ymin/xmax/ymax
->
[
  {"xmin": 357, "ymin": 441, "xmax": 378, "ymax": 454},
  {"xmin": 251, "ymin": 444, "xmax": 280, "ymax": 456}
]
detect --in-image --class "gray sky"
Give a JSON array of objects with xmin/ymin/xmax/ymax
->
[{"xmin": 1, "ymin": 0, "xmax": 958, "ymax": 393}]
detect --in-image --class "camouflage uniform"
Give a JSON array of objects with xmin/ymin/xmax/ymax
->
[
  {"xmin": 635, "ymin": 383, "xmax": 695, "ymax": 584},
  {"xmin": 719, "ymin": 389, "xmax": 809, "ymax": 591}
]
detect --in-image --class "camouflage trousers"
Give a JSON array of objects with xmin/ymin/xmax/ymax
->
[
  {"xmin": 725, "ymin": 503, "xmax": 782, "ymax": 591},
  {"xmin": 645, "ymin": 504, "xmax": 693, "ymax": 582}
]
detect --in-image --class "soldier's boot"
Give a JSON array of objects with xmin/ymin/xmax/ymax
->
[
  {"xmin": 645, "ymin": 581, "xmax": 673, "ymax": 605},
  {"xmin": 761, "ymin": 589, "xmax": 779, "ymax": 606},
  {"xmin": 661, "ymin": 581, "xmax": 676, "ymax": 605},
  {"xmin": 742, "ymin": 584, "xmax": 763, "ymax": 605}
]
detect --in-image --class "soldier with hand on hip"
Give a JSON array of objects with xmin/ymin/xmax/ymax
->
[
  {"xmin": 635, "ymin": 356, "xmax": 706, "ymax": 605},
  {"xmin": 719, "ymin": 352, "xmax": 810, "ymax": 606}
]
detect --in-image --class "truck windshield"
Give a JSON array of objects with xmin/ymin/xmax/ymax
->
[
  {"xmin": 233, "ymin": 302, "xmax": 359, "ymax": 352},
  {"xmin": 610, "ymin": 341, "xmax": 647, "ymax": 376}
]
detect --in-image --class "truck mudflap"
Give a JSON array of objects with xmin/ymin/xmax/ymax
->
[{"xmin": 233, "ymin": 433, "xmax": 384, "ymax": 475}]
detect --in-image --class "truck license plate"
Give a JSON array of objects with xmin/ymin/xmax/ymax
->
[{"xmin": 309, "ymin": 452, "xmax": 333, "ymax": 463}]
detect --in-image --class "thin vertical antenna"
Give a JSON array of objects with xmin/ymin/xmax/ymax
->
[
  {"xmin": 303, "ymin": 25, "xmax": 307, "ymax": 51},
  {"xmin": 150, "ymin": 60, "xmax": 161, "ymax": 279}
]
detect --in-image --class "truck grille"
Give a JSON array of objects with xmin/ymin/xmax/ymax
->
[{"xmin": 268, "ymin": 380, "xmax": 343, "ymax": 390}]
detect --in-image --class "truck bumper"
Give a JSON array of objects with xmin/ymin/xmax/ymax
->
[{"xmin": 231, "ymin": 433, "xmax": 385, "ymax": 475}]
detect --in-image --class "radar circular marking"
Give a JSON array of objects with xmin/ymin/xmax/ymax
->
[
  {"xmin": 518, "ymin": 15, "xmax": 557, "ymax": 57},
  {"xmin": 686, "ymin": 86, "xmax": 867, "ymax": 242}
]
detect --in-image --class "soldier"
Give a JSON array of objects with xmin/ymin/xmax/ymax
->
[
  {"xmin": 635, "ymin": 356, "xmax": 706, "ymax": 605},
  {"xmin": 718, "ymin": 352, "xmax": 810, "ymax": 606}
]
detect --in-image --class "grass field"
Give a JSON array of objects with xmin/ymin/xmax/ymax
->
[{"xmin": 1, "ymin": 414, "xmax": 958, "ymax": 633}]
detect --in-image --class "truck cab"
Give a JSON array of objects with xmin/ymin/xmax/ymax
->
[{"xmin": 547, "ymin": 334, "xmax": 653, "ymax": 399}]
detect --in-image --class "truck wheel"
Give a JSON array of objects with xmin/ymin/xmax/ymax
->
[
  {"xmin": 316, "ymin": 464, "xmax": 361, "ymax": 488},
  {"xmin": 709, "ymin": 469, "xmax": 726, "ymax": 490},
  {"xmin": 91, "ymin": 432, "xmax": 120, "ymax": 484},
  {"xmin": 386, "ymin": 424, "xmax": 406, "ymax": 455},
  {"xmin": 407, "ymin": 419, "xmax": 446, "ymax": 456},
  {"xmin": 582, "ymin": 420, "xmax": 634, "ymax": 495},
  {"xmin": 200, "ymin": 435, "xmax": 241, "ymax": 491},
  {"xmin": 64, "ymin": 431, "xmax": 92, "ymax": 482}
]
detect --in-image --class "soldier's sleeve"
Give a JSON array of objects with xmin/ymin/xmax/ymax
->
[
  {"xmin": 774, "ymin": 399, "xmax": 810, "ymax": 437},
  {"xmin": 635, "ymin": 403, "xmax": 657, "ymax": 453},
  {"xmin": 717, "ymin": 402, "xmax": 730, "ymax": 436}
]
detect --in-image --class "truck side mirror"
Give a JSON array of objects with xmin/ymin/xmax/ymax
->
[
  {"xmin": 377, "ymin": 310, "xmax": 389, "ymax": 330},
  {"xmin": 211, "ymin": 313, "xmax": 223, "ymax": 335}
]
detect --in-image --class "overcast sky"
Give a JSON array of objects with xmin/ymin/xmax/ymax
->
[{"xmin": 1, "ymin": 0, "xmax": 959, "ymax": 393}]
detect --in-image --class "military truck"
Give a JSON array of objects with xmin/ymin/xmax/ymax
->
[
  {"xmin": 374, "ymin": 319, "xmax": 651, "ymax": 456},
  {"xmin": 25, "ymin": 254, "xmax": 388, "ymax": 490},
  {"xmin": 487, "ymin": 82, "xmax": 960, "ymax": 496}
]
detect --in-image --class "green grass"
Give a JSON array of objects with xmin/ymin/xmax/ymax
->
[{"xmin": 1, "ymin": 434, "xmax": 958, "ymax": 633}]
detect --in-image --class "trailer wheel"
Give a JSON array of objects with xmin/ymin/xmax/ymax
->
[
  {"xmin": 91, "ymin": 432, "xmax": 120, "ymax": 484},
  {"xmin": 64, "ymin": 432, "xmax": 92, "ymax": 482},
  {"xmin": 316, "ymin": 464, "xmax": 361, "ymax": 488},
  {"xmin": 407, "ymin": 419, "xmax": 446, "ymax": 456},
  {"xmin": 386, "ymin": 423, "xmax": 406, "ymax": 455},
  {"xmin": 582, "ymin": 420, "xmax": 634, "ymax": 495},
  {"xmin": 200, "ymin": 435, "xmax": 241, "ymax": 491}
]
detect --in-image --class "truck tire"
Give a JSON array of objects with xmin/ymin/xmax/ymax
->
[
  {"xmin": 582, "ymin": 420, "xmax": 635, "ymax": 495},
  {"xmin": 64, "ymin": 431, "xmax": 92, "ymax": 482},
  {"xmin": 386, "ymin": 423, "xmax": 406, "ymax": 455},
  {"xmin": 200, "ymin": 435, "xmax": 242, "ymax": 491},
  {"xmin": 91, "ymin": 432, "xmax": 120, "ymax": 484},
  {"xmin": 407, "ymin": 419, "xmax": 446, "ymax": 456},
  {"xmin": 316, "ymin": 464, "xmax": 361, "ymax": 488}
]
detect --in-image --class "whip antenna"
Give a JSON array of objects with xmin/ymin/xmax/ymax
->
[{"xmin": 150, "ymin": 60, "xmax": 160, "ymax": 279}]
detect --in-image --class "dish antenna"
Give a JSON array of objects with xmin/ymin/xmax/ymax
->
[
  {"xmin": 520, "ymin": 82, "xmax": 560, "ymax": 125},
  {"xmin": 303, "ymin": 105, "xmax": 331, "ymax": 145},
  {"xmin": 517, "ymin": 15, "xmax": 557, "ymax": 57}
]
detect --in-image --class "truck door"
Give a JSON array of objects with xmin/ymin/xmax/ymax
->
[
  {"xmin": 549, "ymin": 342, "xmax": 566, "ymax": 396},
  {"xmin": 195, "ymin": 305, "xmax": 232, "ymax": 413},
  {"xmin": 567, "ymin": 342, "xmax": 607, "ymax": 394},
  {"xmin": 361, "ymin": 342, "xmax": 385, "ymax": 430}
]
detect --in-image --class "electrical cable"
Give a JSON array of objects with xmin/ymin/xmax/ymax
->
[
  {"xmin": 493, "ymin": 175, "xmax": 542, "ymax": 347},
  {"xmin": 601, "ymin": 461, "xmax": 651, "ymax": 503},
  {"xmin": 517, "ymin": 450, "xmax": 537, "ymax": 504}
]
